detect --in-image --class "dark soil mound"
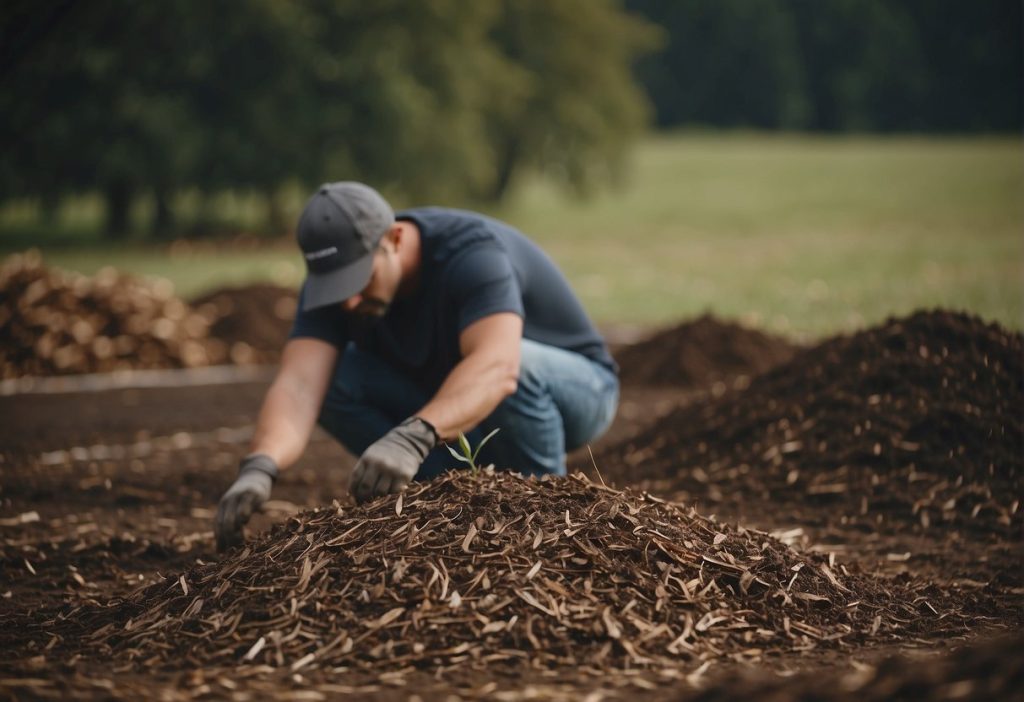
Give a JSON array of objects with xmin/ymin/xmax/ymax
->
[
  {"xmin": 690, "ymin": 631, "xmax": 1024, "ymax": 702},
  {"xmin": 190, "ymin": 283, "xmax": 297, "ymax": 365},
  {"xmin": 615, "ymin": 314, "xmax": 798, "ymax": 389},
  {"xmin": 39, "ymin": 472, "xmax": 945, "ymax": 675},
  {"xmin": 600, "ymin": 310, "xmax": 1024, "ymax": 535},
  {"xmin": 0, "ymin": 253, "xmax": 227, "ymax": 378}
]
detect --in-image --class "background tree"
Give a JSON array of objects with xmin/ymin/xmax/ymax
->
[
  {"xmin": 1, "ymin": 0, "xmax": 659, "ymax": 236},
  {"xmin": 626, "ymin": 0, "xmax": 1022, "ymax": 132},
  {"xmin": 481, "ymin": 0, "xmax": 662, "ymax": 201},
  {"xmin": 301, "ymin": 0, "xmax": 518, "ymax": 203},
  {"xmin": 627, "ymin": 0, "xmax": 809, "ymax": 129},
  {"xmin": 6, "ymin": 1, "xmax": 1017, "ymax": 239},
  {"xmin": 900, "ymin": 0, "xmax": 1023, "ymax": 132},
  {"xmin": 1, "ymin": 1, "xmax": 203, "ymax": 237},
  {"xmin": 788, "ymin": 0, "xmax": 927, "ymax": 131}
]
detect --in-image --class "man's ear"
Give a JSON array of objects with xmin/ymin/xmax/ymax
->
[{"xmin": 383, "ymin": 224, "xmax": 402, "ymax": 251}]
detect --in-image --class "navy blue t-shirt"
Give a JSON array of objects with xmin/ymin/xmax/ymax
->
[{"xmin": 290, "ymin": 207, "xmax": 616, "ymax": 393}]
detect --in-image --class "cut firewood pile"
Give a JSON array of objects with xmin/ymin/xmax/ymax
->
[
  {"xmin": 614, "ymin": 314, "xmax": 798, "ymax": 390},
  {"xmin": 0, "ymin": 252, "xmax": 221, "ymax": 378},
  {"xmin": 0, "ymin": 254, "xmax": 297, "ymax": 378},
  {"xmin": 29, "ymin": 472, "xmax": 957, "ymax": 679},
  {"xmin": 601, "ymin": 310, "xmax": 1023, "ymax": 535}
]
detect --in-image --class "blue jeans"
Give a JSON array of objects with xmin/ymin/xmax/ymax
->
[{"xmin": 317, "ymin": 339, "xmax": 619, "ymax": 479}]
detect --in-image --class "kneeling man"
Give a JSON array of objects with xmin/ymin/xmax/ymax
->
[{"xmin": 215, "ymin": 182, "xmax": 619, "ymax": 550}]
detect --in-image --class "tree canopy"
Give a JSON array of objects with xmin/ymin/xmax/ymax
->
[
  {"xmin": 2, "ymin": 1, "xmax": 1018, "ymax": 237},
  {"xmin": 626, "ymin": 0, "xmax": 1022, "ymax": 132},
  {"xmin": 0, "ymin": 0, "xmax": 657, "ymax": 235}
]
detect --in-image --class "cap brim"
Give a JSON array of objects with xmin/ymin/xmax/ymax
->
[{"xmin": 301, "ymin": 253, "xmax": 375, "ymax": 311}]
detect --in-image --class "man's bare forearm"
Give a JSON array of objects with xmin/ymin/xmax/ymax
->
[
  {"xmin": 248, "ymin": 376, "xmax": 322, "ymax": 468},
  {"xmin": 247, "ymin": 338, "xmax": 338, "ymax": 469},
  {"xmin": 417, "ymin": 351, "xmax": 518, "ymax": 441}
]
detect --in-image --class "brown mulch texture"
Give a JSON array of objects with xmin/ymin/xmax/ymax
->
[
  {"xmin": 18, "ymin": 472, "xmax": 962, "ymax": 679},
  {"xmin": 686, "ymin": 631, "xmax": 1024, "ymax": 702},
  {"xmin": 599, "ymin": 310, "xmax": 1024, "ymax": 537},
  {"xmin": 0, "ymin": 254, "xmax": 298, "ymax": 377},
  {"xmin": 189, "ymin": 283, "xmax": 297, "ymax": 365},
  {"xmin": 615, "ymin": 314, "xmax": 798, "ymax": 389},
  {"xmin": 1, "ymin": 297, "xmax": 1021, "ymax": 699}
]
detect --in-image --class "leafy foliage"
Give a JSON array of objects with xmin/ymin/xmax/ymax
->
[
  {"xmin": 0, "ymin": 0, "xmax": 657, "ymax": 235},
  {"xmin": 626, "ymin": 0, "xmax": 1022, "ymax": 132}
]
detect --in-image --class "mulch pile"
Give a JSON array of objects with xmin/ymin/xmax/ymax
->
[
  {"xmin": 33, "ymin": 472, "xmax": 951, "ymax": 678},
  {"xmin": 615, "ymin": 314, "xmax": 798, "ymax": 390},
  {"xmin": 0, "ymin": 253, "xmax": 223, "ymax": 378},
  {"xmin": 600, "ymin": 310, "xmax": 1023, "ymax": 535},
  {"xmin": 190, "ymin": 283, "xmax": 297, "ymax": 365},
  {"xmin": 689, "ymin": 631, "xmax": 1024, "ymax": 702},
  {"xmin": 0, "ymin": 254, "xmax": 297, "ymax": 377}
]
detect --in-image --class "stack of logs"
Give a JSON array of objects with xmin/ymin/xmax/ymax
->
[{"xmin": 0, "ymin": 252, "xmax": 238, "ymax": 378}]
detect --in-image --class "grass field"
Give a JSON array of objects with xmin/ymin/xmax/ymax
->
[{"xmin": 4, "ymin": 133, "xmax": 1021, "ymax": 339}]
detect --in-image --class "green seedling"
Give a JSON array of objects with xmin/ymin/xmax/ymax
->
[{"xmin": 446, "ymin": 428, "xmax": 500, "ymax": 475}]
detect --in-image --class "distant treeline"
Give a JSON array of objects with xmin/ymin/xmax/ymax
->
[
  {"xmin": 0, "ymin": 0, "xmax": 656, "ymax": 236},
  {"xmin": 1, "ymin": 1, "xmax": 1020, "ymax": 238},
  {"xmin": 626, "ymin": 0, "xmax": 1023, "ymax": 132}
]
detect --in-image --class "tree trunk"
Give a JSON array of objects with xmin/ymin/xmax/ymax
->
[
  {"xmin": 39, "ymin": 190, "xmax": 61, "ymax": 227},
  {"xmin": 104, "ymin": 180, "xmax": 133, "ymax": 239},
  {"xmin": 191, "ymin": 192, "xmax": 219, "ymax": 238},
  {"xmin": 152, "ymin": 187, "xmax": 175, "ymax": 239},
  {"xmin": 265, "ymin": 186, "xmax": 287, "ymax": 236},
  {"xmin": 488, "ymin": 135, "xmax": 521, "ymax": 203}
]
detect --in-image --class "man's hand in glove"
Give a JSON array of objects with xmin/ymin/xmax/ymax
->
[
  {"xmin": 215, "ymin": 454, "xmax": 278, "ymax": 552},
  {"xmin": 350, "ymin": 417, "xmax": 438, "ymax": 503}
]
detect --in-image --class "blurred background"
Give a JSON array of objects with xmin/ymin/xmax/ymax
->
[{"xmin": 1, "ymin": 0, "xmax": 1021, "ymax": 344}]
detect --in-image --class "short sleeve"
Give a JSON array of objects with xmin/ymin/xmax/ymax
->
[
  {"xmin": 447, "ymin": 246, "xmax": 524, "ymax": 333},
  {"xmin": 288, "ymin": 283, "xmax": 350, "ymax": 347}
]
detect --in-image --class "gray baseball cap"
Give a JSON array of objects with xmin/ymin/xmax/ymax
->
[{"xmin": 296, "ymin": 182, "xmax": 395, "ymax": 311}]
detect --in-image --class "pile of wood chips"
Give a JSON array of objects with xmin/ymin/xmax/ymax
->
[
  {"xmin": 0, "ymin": 253, "xmax": 234, "ymax": 378},
  {"xmin": 603, "ymin": 310, "xmax": 1024, "ymax": 535},
  {"xmin": 689, "ymin": 631, "xmax": 1024, "ymax": 702},
  {"xmin": 615, "ymin": 314, "xmax": 798, "ymax": 390},
  {"xmin": 50, "ymin": 471, "xmax": 948, "ymax": 678}
]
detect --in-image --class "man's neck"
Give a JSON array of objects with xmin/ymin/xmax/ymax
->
[{"xmin": 396, "ymin": 220, "xmax": 423, "ymax": 296}]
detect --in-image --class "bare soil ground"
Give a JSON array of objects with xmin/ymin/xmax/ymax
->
[{"xmin": 1, "ymin": 291, "xmax": 1021, "ymax": 700}]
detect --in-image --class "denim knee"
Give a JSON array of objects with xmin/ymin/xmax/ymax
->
[{"xmin": 317, "ymin": 343, "xmax": 430, "ymax": 458}]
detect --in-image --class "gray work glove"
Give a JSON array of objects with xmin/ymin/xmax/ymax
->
[
  {"xmin": 350, "ymin": 417, "xmax": 438, "ymax": 504},
  {"xmin": 215, "ymin": 454, "xmax": 278, "ymax": 552}
]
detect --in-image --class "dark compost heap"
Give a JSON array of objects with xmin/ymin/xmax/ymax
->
[
  {"xmin": 600, "ymin": 310, "xmax": 1023, "ymax": 536},
  {"xmin": 189, "ymin": 283, "xmax": 297, "ymax": 365},
  {"xmin": 615, "ymin": 314, "xmax": 798, "ymax": 389}
]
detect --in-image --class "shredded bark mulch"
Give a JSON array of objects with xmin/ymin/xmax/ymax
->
[
  {"xmin": 615, "ymin": 314, "xmax": 798, "ymax": 390},
  {"xmin": 686, "ymin": 631, "xmax": 1024, "ymax": 702},
  {"xmin": 22, "ymin": 471, "xmax": 959, "ymax": 679},
  {"xmin": 599, "ymin": 310, "xmax": 1024, "ymax": 536},
  {"xmin": 4, "ymin": 266, "xmax": 1021, "ymax": 699}
]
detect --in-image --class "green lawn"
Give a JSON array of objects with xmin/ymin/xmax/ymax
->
[{"xmin": 5, "ymin": 133, "xmax": 1022, "ymax": 340}]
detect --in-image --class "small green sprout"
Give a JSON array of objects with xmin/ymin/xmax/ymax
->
[{"xmin": 446, "ymin": 428, "xmax": 500, "ymax": 475}]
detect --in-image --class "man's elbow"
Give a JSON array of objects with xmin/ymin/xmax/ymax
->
[{"xmin": 499, "ymin": 358, "xmax": 520, "ymax": 398}]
